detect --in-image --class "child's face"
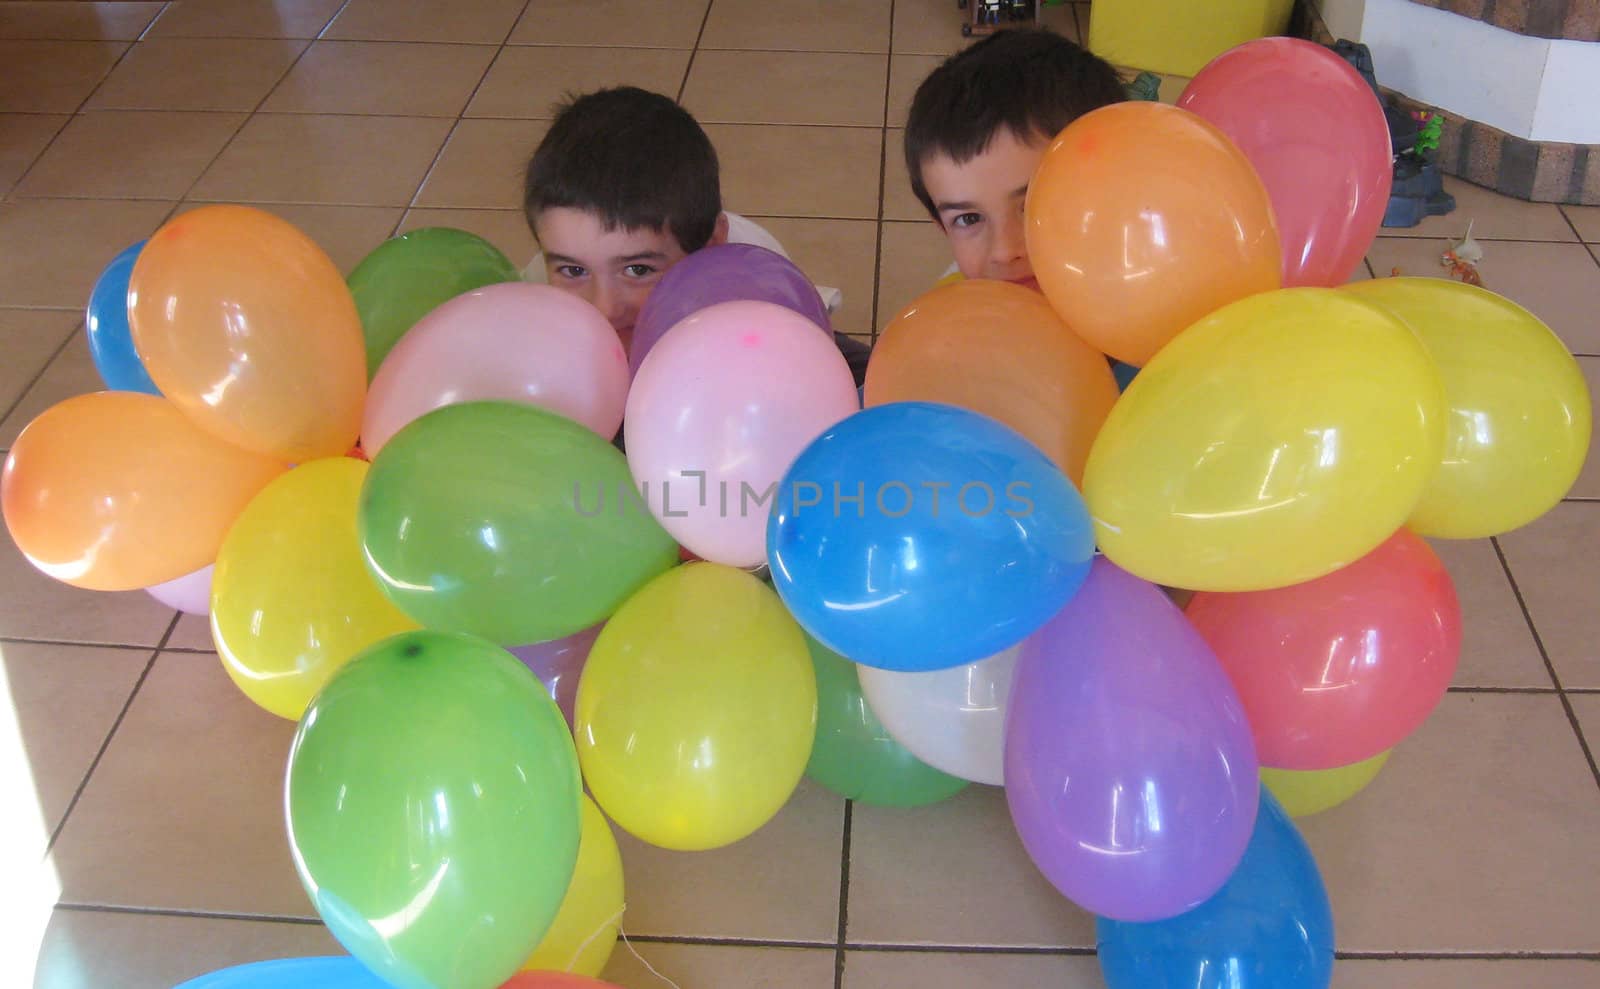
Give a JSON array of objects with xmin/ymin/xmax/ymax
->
[
  {"xmin": 921, "ymin": 128, "xmax": 1049, "ymax": 288},
  {"xmin": 534, "ymin": 207, "xmax": 690, "ymax": 348}
]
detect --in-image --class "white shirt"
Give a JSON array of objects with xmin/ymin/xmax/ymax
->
[{"xmin": 523, "ymin": 212, "xmax": 842, "ymax": 314}]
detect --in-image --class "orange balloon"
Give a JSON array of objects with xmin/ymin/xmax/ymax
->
[
  {"xmin": 1025, "ymin": 102, "xmax": 1282, "ymax": 367},
  {"xmin": 1, "ymin": 392, "xmax": 286, "ymax": 591},
  {"xmin": 865, "ymin": 280, "xmax": 1118, "ymax": 485},
  {"xmin": 128, "ymin": 205, "xmax": 367, "ymax": 462}
]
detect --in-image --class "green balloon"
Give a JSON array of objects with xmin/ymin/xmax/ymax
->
[
  {"xmin": 348, "ymin": 227, "xmax": 521, "ymax": 379},
  {"xmin": 360, "ymin": 401, "xmax": 679, "ymax": 645},
  {"xmin": 804, "ymin": 634, "xmax": 969, "ymax": 808},
  {"xmin": 286, "ymin": 631, "xmax": 582, "ymax": 989}
]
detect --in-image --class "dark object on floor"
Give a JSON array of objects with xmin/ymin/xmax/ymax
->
[
  {"xmin": 1325, "ymin": 39, "xmax": 1455, "ymax": 228},
  {"xmin": 957, "ymin": 0, "xmax": 1040, "ymax": 38}
]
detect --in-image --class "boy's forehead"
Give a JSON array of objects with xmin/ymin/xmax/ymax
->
[
  {"xmin": 534, "ymin": 207, "xmax": 683, "ymax": 259},
  {"xmin": 923, "ymin": 130, "xmax": 1050, "ymax": 200}
]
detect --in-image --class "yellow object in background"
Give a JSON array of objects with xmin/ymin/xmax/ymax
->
[
  {"xmin": 1262, "ymin": 751, "xmax": 1392, "ymax": 818},
  {"xmin": 523, "ymin": 796, "xmax": 625, "ymax": 977},
  {"xmin": 1088, "ymin": 0, "xmax": 1294, "ymax": 77},
  {"xmin": 211, "ymin": 457, "xmax": 418, "ymax": 720}
]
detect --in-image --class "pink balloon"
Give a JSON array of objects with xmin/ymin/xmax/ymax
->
[
  {"xmin": 1178, "ymin": 37, "xmax": 1393, "ymax": 288},
  {"xmin": 145, "ymin": 563, "xmax": 214, "ymax": 615},
  {"xmin": 362, "ymin": 282, "xmax": 628, "ymax": 456},
  {"xmin": 624, "ymin": 300, "xmax": 859, "ymax": 568}
]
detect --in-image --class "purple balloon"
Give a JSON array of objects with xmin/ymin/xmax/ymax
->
[
  {"xmin": 1004, "ymin": 558, "xmax": 1259, "ymax": 922},
  {"xmin": 630, "ymin": 243, "xmax": 831, "ymax": 376},
  {"xmin": 508, "ymin": 622, "xmax": 603, "ymax": 729},
  {"xmin": 145, "ymin": 563, "xmax": 214, "ymax": 616}
]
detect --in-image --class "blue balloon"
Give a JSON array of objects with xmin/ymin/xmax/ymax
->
[
  {"xmin": 172, "ymin": 956, "xmax": 392, "ymax": 989},
  {"xmin": 767, "ymin": 401, "xmax": 1094, "ymax": 672},
  {"xmin": 1096, "ymin": 789, "xmax": 1335, "ymax": 989},
  {"xmin": 1111, "ymin": 360, "xmax": 1140, "ymax": 392},
  {"xmin": 86, "ymin": 239, "xmax": 160, "ymax": 395}
]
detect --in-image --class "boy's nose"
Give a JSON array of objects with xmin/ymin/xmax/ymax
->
[
  {"xmin": 589, "ymin": 281, "xmax": 630, "ymax": 330},
  {"xmin": 990, "ymin": 215, "xmax": 1027, "ymax": 266}
]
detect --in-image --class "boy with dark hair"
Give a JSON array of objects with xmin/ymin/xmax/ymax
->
[
  {"xmin": 522, "ymin": 86, "xmax": 862, "ymax": 381},
  {"xmin": 904, "ymin": 28, "xmax": 1127, "ymax": 287}
]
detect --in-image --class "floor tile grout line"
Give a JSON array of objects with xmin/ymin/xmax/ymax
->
[
  {"xmin": 674, "ymin": 0, "xmax": 717, "ymax": 104},
  {"xmin": 1557, "ymin": 202, "xmax": 1592, "ymax": 248},
  {"xmin": 1489, "ymin": 536, "xmax": 1600, "ymax": 793},
  {"xmin": 867, "ymin": 0, "xmax": 895, "ymax": 344},
  {"xmin": 43, "ymin": 610, "xmax": 179, "ymax": 854},
  {"xmin": 0, "ymin": 315, "xmax": 83, "ymax": 430},
  {"xmin": 55, "ymin": 902, "xmax": 321, "ymax": 926},
  {"xmin": 138, "ymin": 3, "xmax": 174, "ymax": 43},
  {"xmin": 1335, "ymin": 950, "xmax": 1600, "ymax": 961},
  {"xmin": 1445, "ymin": 685, "xmax": 1565, "ymax": 694},
  {"xmin": 833, "ymin": 800, "xmax": 853, "ymax": 989},
  {"xmin": 1374, "ymin": 233, "xmax": 1586, "ymax": 245},
  {"xmin": 38, "ymin": 902, "xmax": 1600, "ymax": 963},
  {"xmin": 4, "ymin": 21, "xmax": 148, "ymax": 197},
  {"xmin": 3, "ymin": 197, "xmax": 896, "ymax": 225},
  {"xmin": 158, "ymin": 1, "xmax": 353, "ymax": 212},
  {"xmin": 398, "ymin": 0, "xmax": 535, "ymax": 228},
  {"xmin": 468, "ymin": 114, "xmax": 888, "ymax": 130},
  {"xmin": 0, "ymin": 636, "xmax": 170, "ymax": 653}
]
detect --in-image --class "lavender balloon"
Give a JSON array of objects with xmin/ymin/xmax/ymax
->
[
  {"xmin": 1004, "ymin": 559, "xmax": 1259, "ymax": 922},
  {"xmin": 145, "ymin": 563, "xmax": 214, "ymax": 616},
  {"xmin": 629, "ymin": 243, "xmax": 830, "ymax": 376},
  {"xmin": 508, "ymin": 622, "xmax": 603, "ymax": 729}
]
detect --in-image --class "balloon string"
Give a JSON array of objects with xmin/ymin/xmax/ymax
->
[
  {"xmin": 617, "ymin": 914, "xmax": 685, "ymax": 989},
  {"xmin": 566, "ymin": 904, "xmax": 626, "ymax": 971},
  {"xmin": 561, "ymin": 903, "xmax": 684, "ymax": 989}
]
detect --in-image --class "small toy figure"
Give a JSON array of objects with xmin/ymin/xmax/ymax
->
[
  {"xmin": 1125, "ymin": 71, "xmax": 1163, "ymax": 103},
  {"xmin": 1412, "ymin": 112, "xmax": 1443, "ymax": 156},
  {"xmin": 1441, "ymin": 220, "xmax": 1484, "ymax": 286}
]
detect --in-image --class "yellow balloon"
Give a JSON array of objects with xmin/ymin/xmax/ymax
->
[
  {"xmin": 1262, "ymin": 750, "xmax": 1391, "ymax": 817},
  {"xmin": 1083, "ymin": 287, "xmax": 1445, "ymax": 591},
  {"xmin": 1344, "ymin": 278, "xmax": 1591, "ymax": 539},
  {"xmin": 523, "ymin": 796, "xmax": 625, "ymax": 976},
  {"xmin": 211, "ymin": 457, "xmax": 418, "ymax": 719},
  {"xmin": 575, "ymin": 563, "xmax": 816, "ymax": 851}
]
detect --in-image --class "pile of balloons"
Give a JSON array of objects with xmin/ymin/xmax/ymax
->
[{"xmin": 2, "ymin": 36, "xmax": 1592, "ymax": 989}]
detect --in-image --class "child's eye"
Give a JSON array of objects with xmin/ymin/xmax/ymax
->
[
  {"xmin": 553, "ymin": 264, "xmax": 588, "ymax": 280},
  {"xmin": 622, "ymin": 264, "xmax": 658, "ymax": 279},
  {"xmin": 949, "ymin": 212, "xmax": 982, "ymax": 229}
]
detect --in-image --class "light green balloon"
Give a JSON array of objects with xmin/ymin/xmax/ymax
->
[
  {"xmin": 348, "ymin": 227, "xmax": 521, "ymax": 379},
  {"xmin": 804, "ymin": 634, "xmax": 968, "ymax": 808},
  {"xmin": 286, "ymin": 630, "xmax": 582, "ymax": 989},
  {"xmin": 359, "ymin": 401, "xmax": 679, "ymax": 646}
]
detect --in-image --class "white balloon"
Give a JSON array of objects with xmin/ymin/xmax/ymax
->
[{"xmin": 857, "ymin": 644, "xmax": 1020, "ymax": 785}]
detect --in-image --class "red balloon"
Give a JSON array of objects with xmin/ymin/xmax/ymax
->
[
  {"xmin": 1186, "ymin": 529, "xmax": 1460, "ymax": 770},
  {"xmin": 1178, "ymin": 37, "xmax": 1393, "ymax": 288},
  {"xmin": 501, "ymin": 974, "xmax": 623, "ymax": 989}
]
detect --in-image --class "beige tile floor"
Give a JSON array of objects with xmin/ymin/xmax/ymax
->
[{"xmin": 3, "ymin": 2, "xmax": 1600, "ymax": 987}]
